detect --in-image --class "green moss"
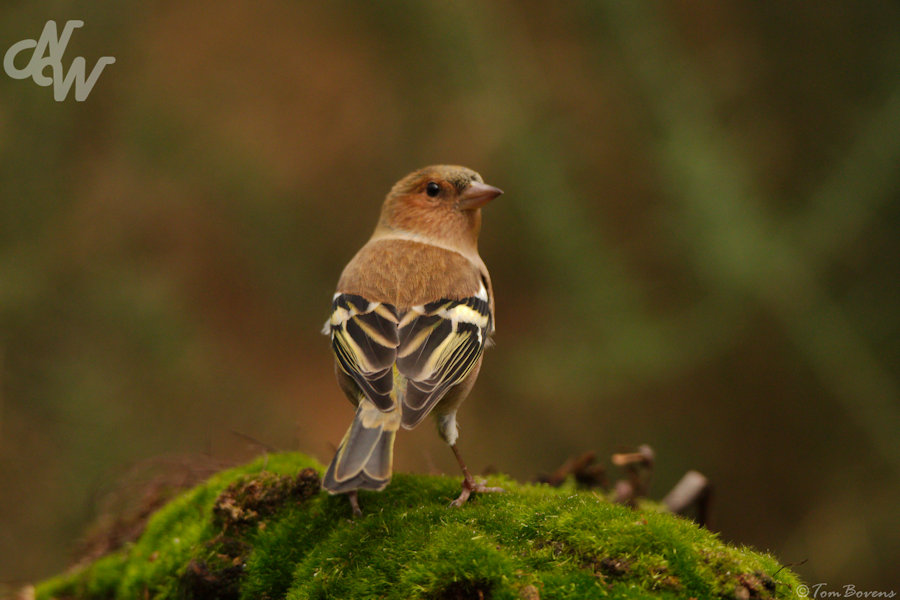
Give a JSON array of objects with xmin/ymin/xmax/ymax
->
[{"xmin": 34, "ymin": 453, "xmax": 801, "ymax": 599}]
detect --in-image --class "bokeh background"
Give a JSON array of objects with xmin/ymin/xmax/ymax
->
[{"xmin": 1, "ymin": 0, "xmax": 898, "ymax": 591}]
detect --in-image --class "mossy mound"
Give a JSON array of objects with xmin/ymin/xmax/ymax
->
[{"xmin": 35, "ymin": 452, "xmax": 801, "ymax": 599}]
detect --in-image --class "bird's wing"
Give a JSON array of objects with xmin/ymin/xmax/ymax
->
[
  {"xmin": 327, "ymin": 294, "xmax": 400, "ymax": 411},
  {"xmin": 326, "ymin": 289, "xmax": 492, "ymax": 425},
  {"xmin": 396, "ymin": 294, "xmax": 492, "ymax": 428}
]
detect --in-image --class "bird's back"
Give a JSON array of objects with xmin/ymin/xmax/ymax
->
[{"xmin": 336, "ymin": 238, "xmax": 486, "ymax": 309}]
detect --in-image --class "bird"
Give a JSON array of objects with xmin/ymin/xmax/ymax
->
[{"xmin": 321, "ymin": 165, "xmax": 503, "ymax": 515}]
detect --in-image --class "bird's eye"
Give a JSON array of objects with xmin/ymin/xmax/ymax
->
[{"xmin": 425, "ymin": 182, "xmax": 441, "ymax": 197}]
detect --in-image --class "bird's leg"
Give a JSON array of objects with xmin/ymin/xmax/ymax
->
[
  {"xmin": 449, "ymin": 443, "xmax": 503, "ymax": 507},
  {"xmin": 347, "ymin": 490, "xmax": 362, "ymax": 517}
]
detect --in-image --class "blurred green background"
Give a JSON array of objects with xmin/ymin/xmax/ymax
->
[{"xmin": 1, "ymin": 0, "xmax": 898, "ymax": 591}]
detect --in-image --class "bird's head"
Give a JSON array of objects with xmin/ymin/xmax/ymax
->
[{"xmin": 377, "ymin": 165, "xmax": 503, "ymax": 252}]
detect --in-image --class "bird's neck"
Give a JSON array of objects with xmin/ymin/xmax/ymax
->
[{"xmin": 369, "ymin": 226, "xmax": 485, "ymax": 271}]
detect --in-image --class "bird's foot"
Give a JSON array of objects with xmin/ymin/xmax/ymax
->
[
  {"xmin": 347, "ymin": 490, "xmax": 363, "ymax": 517},
  {"xmin": 450, "ymin": 477, "xmax": 504, "ymax": 508}
]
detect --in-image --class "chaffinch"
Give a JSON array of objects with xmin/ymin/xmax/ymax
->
[{"xmin": 321, "ymin": 165, "xmax": 503, "ymax": 514}]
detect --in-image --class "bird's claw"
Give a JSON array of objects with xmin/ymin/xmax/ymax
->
[{"xmin": 450, "ymin": 478, "xmax": 504, "ymax": 508}]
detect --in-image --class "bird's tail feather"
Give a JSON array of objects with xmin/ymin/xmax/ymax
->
[{"xmin": 323, "ymin": 408, "xmax": 396, "ymax": 494}]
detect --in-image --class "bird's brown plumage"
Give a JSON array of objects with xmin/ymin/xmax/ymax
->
[{"xmin": 337, "ymin": 239, "xmax": 484, "ymax": 309}]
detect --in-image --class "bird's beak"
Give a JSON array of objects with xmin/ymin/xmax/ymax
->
[{"xmin": 458, "ymin": 181, "xmax": 503, "ymax": 210}]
